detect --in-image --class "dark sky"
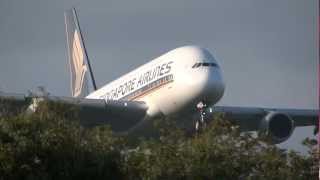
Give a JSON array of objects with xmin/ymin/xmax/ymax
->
[{"xmin": 0, "ymin": 0, "xmax": 317, "ymax": 152}]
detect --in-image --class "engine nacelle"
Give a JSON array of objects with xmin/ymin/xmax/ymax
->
[{"xmin": 259, "ymin": 112, "xmax": 295, "ymax": 144}]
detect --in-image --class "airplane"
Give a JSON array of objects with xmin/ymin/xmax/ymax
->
[{"xmin": 0, "ymin": 8, "xmax": 317, "ymax": 144}]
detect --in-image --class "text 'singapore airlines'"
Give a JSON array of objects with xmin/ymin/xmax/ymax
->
[{"xmin": 101, "ymin": 61, "xmax": 174, "ymax": 101}]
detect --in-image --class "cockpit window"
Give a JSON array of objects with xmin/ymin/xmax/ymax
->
[
  {"xmin": 192, "ymin": 63, "xmax": 201, "ymax": 68},
  {"xmin": 192, "ymin": 62, "xmax": 218, "ymax": 68}
]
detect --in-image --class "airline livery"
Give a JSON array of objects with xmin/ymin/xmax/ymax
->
[{"xmin": 0, "ymin": 8, "xmax": 317, "ymax": 144}]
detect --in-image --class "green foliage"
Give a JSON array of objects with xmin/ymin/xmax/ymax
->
[
  {"xmin": 123, "ymin": 114, "xmax": 318, "ymax": 180},
  {"xmin": 0, "ymin": 101, "xmax": 123, "ymax": 180},
  {"xmin": 0, "ymin": 101, "xmax": 317, "ymax": 180}
]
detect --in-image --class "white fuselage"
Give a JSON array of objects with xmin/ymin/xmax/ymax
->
[{"xmin": 86, "ymin": 46, "xmax": 225, "ymax": 119}]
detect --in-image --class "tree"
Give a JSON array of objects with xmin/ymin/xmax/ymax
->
[
  {"xmin": 0, "ymin": 101, "xmax": 123, "ymax": 180},
  {"xmin": 0, "ymin": 100, "xmax": 317, "ymax": 179},
  {"xmin": 122, "ymin": 114, "xmax": 318, "ymax": 180}
]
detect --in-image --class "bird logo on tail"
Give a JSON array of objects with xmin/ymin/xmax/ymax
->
[{"xmin": 72, "ymin": 30, "xmax": 88, "ymax": 97}]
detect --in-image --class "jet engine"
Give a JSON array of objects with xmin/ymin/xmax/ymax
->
[{"xmin": 259, "ymin": 112, "xmax": 295, "ymax": 144}]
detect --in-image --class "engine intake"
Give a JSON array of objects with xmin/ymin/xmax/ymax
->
[{"xmin": 259, "ymin": 112, "xmax": 294, "ymax": 144}]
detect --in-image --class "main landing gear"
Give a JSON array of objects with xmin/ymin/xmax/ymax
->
[{"xmin": 195, "ymin": 101, "xmax": 207, "ymax": 133}]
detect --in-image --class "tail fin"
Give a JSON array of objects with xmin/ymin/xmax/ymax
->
[{"xmin": 64, "ymin": 8, "xmax": 97, "ymax": 98}]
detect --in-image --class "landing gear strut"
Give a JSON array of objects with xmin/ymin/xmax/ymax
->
[{"xmin": 195, "ymin": 101, "xmax": 207, "ymax": 133}]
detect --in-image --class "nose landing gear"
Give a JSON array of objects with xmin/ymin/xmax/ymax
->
[{"xmin": 195, "ymin": 101, "xmax": 207, "ymax": 133}]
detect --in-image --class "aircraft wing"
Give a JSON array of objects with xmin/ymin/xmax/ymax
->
[
  {"xmin": 212, "ymin": 106, "xmax": 317, "ymax": 131},
  {"xmin": 0, "ymin": 92, "xmax": 148, "ymax": 132}
]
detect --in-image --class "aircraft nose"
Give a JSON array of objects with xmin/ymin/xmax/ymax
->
[
  {"xmin": 204, "ymin": 67, "xmax": 225, "ymax": 104},
  {"xmin": 185, "ymin": 66, "xmax": 225, "ymax": 106}
]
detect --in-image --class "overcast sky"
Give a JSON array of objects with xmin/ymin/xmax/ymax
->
[{"xmin": 0, "ymin": 0, "xmax": 317, "ymax": 152}]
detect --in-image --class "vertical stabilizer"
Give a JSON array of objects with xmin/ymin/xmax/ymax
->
[{"xmin": 64, "ymin": 8, "xmax": 97, "ymax": 98}]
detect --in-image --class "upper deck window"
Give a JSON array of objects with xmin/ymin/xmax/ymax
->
[{"xmin": 192, "ymin": 62, "xmax": 218, "ymax": 68}]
